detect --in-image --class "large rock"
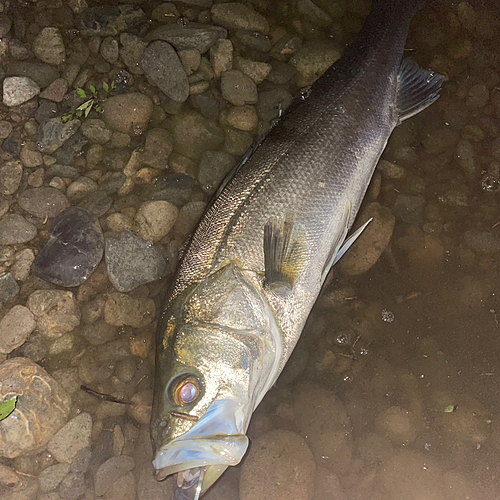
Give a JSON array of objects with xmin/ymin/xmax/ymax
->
[
  {"xmin": 37, "ymin": 118, "xmax": 81, "ymax": 154},
  {"xmin": 134, "ymin": 200, "xmax": 178, "ymax": 242},
  {"xmin": 339, "ymin": 202, "xmax": 396, "ymax": 276},
  {"xmin": 0, "ymin": 358, "xmax": 71, "ymax": 458},
  {"xmin": 33, "ymin": 207, "xmax": 104, "ymax": 287},
  {"xmin": 17, "ymin": 187, "xmax": 70, "ymax": 218},
  {"xmin": 47, "ymin": 413, "xmax": 92, "ymax": 463},
  {"xmin": 103, "ymin": 93, "xmax": 153, "ymax": 135},
  {"xmin": 142, "ymin": 41, "xmax": 189, "ymax": 103},
  {"xmin": 0, "ymin": 214, "xmax": 37, "ymax": 245},
  {"xmin": 239, "ymin": 429, "xmax": 316, "ymax": 500},
  {"xmin": 220, "ymin": 70, "xmax": 258, "ymax": 106},
  {"xmin": 33, "ymin": 27, "xmax": 65, "ymax": 65},
  {"xmin": 2, "ymin": 76, "xmax": 40, "ymax": 107},
  {"xmin": 0, "ymin": 305, "xmax": 36, "ymax": 354}
]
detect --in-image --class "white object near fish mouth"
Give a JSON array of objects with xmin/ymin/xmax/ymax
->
[{"xmin": 153, "ymin": 399, "xmax": 249, "ymax": 488}]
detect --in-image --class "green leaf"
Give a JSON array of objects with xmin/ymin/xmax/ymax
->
[
  {"xmin": 102, "ymin": 81, "xmax": 109, "ymax": 92},
  {"xmin": 95, "ymin": 105, "xmax": 102, "ymax": 113},
  {"xmin": 77, "ymin": 88, "xmax": 86, "ymax": 98},
  {"xmin": 111, "ymin": 81, "xmax": 116, "ymax": 90},
  {"xmin": 62, "ymin": 113, "xmax": 71, "ymax": 123},
  {"xmin": 442, "ymin": 405, "xmax": 455, "ymax": 413},
  {"xmin": 0, "ymin": 397, "xmax": 17, "ymax": 421},
  {"xmin": 89, "ymin": 84, "xmax": 96, "ymax": 95},
  {"xmin": 76, "ymin": 110, "xmax": 83, "ymax": 118},
  {"xmin": 76, "ymin": 100, "xmax": 92, "ymax": 111},
  {"xmin": 84, "ymin": 104, "xmax": 92, "ymax": 117}
]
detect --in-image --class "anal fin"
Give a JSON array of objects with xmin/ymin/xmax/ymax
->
[
  {"xmin": 397, "ymin": 59, "xmax": 444, "ymax": 123},
  {"xmin": 263, "ymin": 214, "xmax": 305, "ymax": 296}
]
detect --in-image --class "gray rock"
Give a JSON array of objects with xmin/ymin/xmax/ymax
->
[
  {"xmin": 210, "ymin": 3, "xmax": 269, "ymax": 33},
  {"xmin": 142, "ymin": 128, "xmax": 174, "ymax": 169},
  {"xmin": 37, "ymin": 117, "xmax": 81, "ymax": 154},
  {"xmin": 0, "ymin": 120, "xmax": 13, "ymax": 139},
  {"xmin": 77, "ymin": 5, "xmax": 148, "ymax": 37},
  {"xmin": 297, "ymin": 0, "xmax": 332, "ymax": 26},
  {"xmin": 210, "ymin": 39, "xmax": 233, "ymax": 77},
  {"xmin": 198, "ymin": 150, "xmax": 236, "ymax": 194},
  {"xmin": 102, "ymin": 471, "xmax": 135, "ymax": 500},
  {"xmin": 174, "ymin": 201, "xmax": 206, "ymax": 238},
  {"xmin": 224, "ymin": 127, "xmax": 253, "ymax": 156},
  {"xmin": 119, "ymin": 33, "xmax": 147, "ymax": 75},
  {"xmin": 66, "ymin": 177, "xmax": 98, "ymax": 201},
  {"xmin": 39, "ymin": 463, "xmax": 71, "ymax": 493},
  {"xmin": 220, "ymin": 70, "xmax": 258, "ymax": 106},
  {"xmin": 21, "ymin": 142, "xmax": 43, "ymax": 167},
  {"xmin": 0, "ymin": 305, "xmax": 36, "ymax": 354},
  {"xmin": 70, "ymin": 446, "xmax": 92, "ymax": 473},
  {"xmin": 100, "ymin": 37, "xmax": 119, "ymax": 64},
  {"xmin": 423, "ymin": 128, "xmax": 460, "ymax": 155},
  {"xmin": 145, "ymin": 23, "xmax": 227, "ymax": 54},
  {"xmin": 58, "ymin": 472, "xmax": 85, "ymax": 500},
  {"xmin": 234, "ymin": 29, "xmax": 271, "ymax": 52},
  {"xmin": 33, "ymin": 207, "xmax": 104, "ymax": 287},
  {"xmin": 0, "ymin": 13, "xmax": 12, "ymax": 37},
  {"xmin": 27, "ymin": 289, "xmax": 81, "ymax": 339},
  {"xmin": 80, "ymin": 320, "xmax": 117, "ymax": 346},
  {"xmin": 104, "ymin": 292, "xmax": 155, "ymax": 328},
  {"xmin": 79, "ymin": 190, "xmax": 113, "ymax": 217},
  {"xmin": 102, "ymin": 93, "xmax": 153, "ymax": 135},
  {"xmin": 105, "ymin": 231, "xmax": 166, "ymax": 292},
  {"xmin": 6, "ymin": 61, "xmax": 59, "ymax": 88},
  {"xmin": 256, "ymin": 88, "xmax": 293, "ymax": 122},
  {"xmin": 9, "ymin": 38, "xmax": 32, "ymax": 60},
  {"xmin": 0, "ymin": 160, "xmax": 22, "ymax": 195},
  {"xmin": 2, "ymin": 76, "xmax": 40, "ymax": 107},
  {"xmin": 35, "ymin": 100, "xmax": 58, "ymax": 123},
  {"xmin": 80, "ymin": 119, "xmax": 112, "ymax": 144},
  {"xmin": 142, "ymin": 41, "xmax": 189, "ymax": 103},
  {"xmin": 189, "ymin": 92, "xmax": 220, "ymax": 121},
  {"xmin": 0, "ymin": 272, "xmax": 19, "ymax": 303},
  {"xmin": 234, "ymin": 56, "xmax": 271, "ymax": 84},
  {"xmin": 94, "ymin": 456, "xmax": 135, "ymax": 496},
  {"xmin": 33, "ymin": 27, "xmax": 66, "ymax": 66},
  {"xmin": 266, "ymin": 60, "xmax": 297, "ymax": 84},
  {"xmin": 17, "ymin": 187, "xmax": 70, "ymax": 218},
  {"xmin": 0, "ymin": 214, "xmax": 37, "ymax": 245},
  {"xmin": 48, "ymin": 413, "xmax": 92, "ymax": 463},
  {"xmin": 10, "ymin": 248, "xmax": 35, "ymax": 281},
  {"xmin": 393, "ymin": 194, "xmax": 425, "ymax": 225},
  {"xmin": 39, "ymin": 78, "xmax": 68, "ymax": 102},
  {"xmin": 152, "ymin": 173, "xmax": 194, "ymax": 207},
  {"xmin": 135, "ymin": 200, "xmax": 179, "ymax": 242},
  {"xmin": 270, "ymin": 34, "xmax": 302, "ymax": 61}
]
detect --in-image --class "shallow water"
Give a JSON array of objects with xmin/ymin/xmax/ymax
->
[{"xmin": 0, "ymin": 0, "xmax": 500, "ymax": 499}]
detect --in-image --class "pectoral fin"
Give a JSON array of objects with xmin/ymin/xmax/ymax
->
[
  {"xmin": 321, "ymin": 203, "xmax": 372, "ymax": 283},
  {"xmin": 263, "ymin": 214, "xmax": 305, "ymax": 296}
]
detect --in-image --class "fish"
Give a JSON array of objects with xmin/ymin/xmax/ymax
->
[{"xmin": 150, "ymin": 0, "xmax": 444, "ymax": 497}]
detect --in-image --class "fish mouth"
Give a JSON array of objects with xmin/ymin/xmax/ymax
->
[{"xmin": 153, "ymin": 399, "xmax": 249, "ymax": 494}]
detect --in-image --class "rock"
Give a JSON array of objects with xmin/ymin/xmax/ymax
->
[
  {"xmin": 39, "ymin": 78, "xmax": 68, "ymax": 102},
  {"xmin": 103, "ymin": 93, "xmax": 153, "ymax": 135},
  {"xmin": 422, "ymin": 128, "xmax": 460, "ymax": 155},
  {"xmin": 220, "ymin": 70, "xmax": 258, "ymax": 106},
  {"xmin": 27, "ymin": 290, "xmax": 81, "ymax": 339},
  {"xmin": 266, "ymin": 60, "xmax": 296, "ymax": 85},
  {"xmin": 36, "ymin": 100, "xmax": 58, "ymax": 123},
  {"xmin": 393, "ymin": 194, "xmax": 425, "ymax": 225},
  {"xmin": 94, "ymin": 456, "xmax": 135, "ymax": 496},
  {"xmin": 39, "ymin": 463, "xmax": 70, "ymax": 493},
  {"xmin": 0, "ymin": 305, "xmax": 36, "ymax": 354},
  {"xmin": 271, "ymin": 34, "xmax": 302, "ymax": 61},
  {"xmin": 33, "ymin": 27, "xmax": 66, "ymax": 65},
  {"xmin": 47, "ymin": 413, "xmax": 92, "ymax": 464},
  {"xmin": 210, "ymin": 3, "xmax": 269, "ymax": 33},
  {"xmin": 339, "ymin": 202, "xmax": 396, "ymax": 276},
  {"xmin": 119, "ymin": 33, "xmax": 147, "ymax": 76},
  {"xmin": 0, "ymin": 214, "xmax": 37, "ymax": 245},
  {"xmin": 198, "ymin": 150, "xmax": 236, "ymax": 194},
  {"xmin": 58, "ymin": 472, "xmax": 85, "ymax": 499},
  {"xmin": 210, "ymin": 39, "xmax": 233, "ymax": 77},
  {"xmin": 377, "ymin": 159, "xmax": 406, "ymax": 179},
  {"xmin": 292, "ymin": 382, "xmax": 352, "ymax": 473},
  {"xmin": 224, "ymin": 127, "xmax": 253, "ymax": 155},
  {"xmin": 145, "ymin": 23, "xmax": 227, "ymax": 54},
  {"xmin": 80, "ymin": 119, "xmax": 112, "ymax": 144},
  {"xmin": 256, "ymin": 88, "xmax": 293, "ymax": 122},
  {"xmin": 174, "ymin": 201, "xmax": 206, "ymax": 238},
  {"xmin": 135, "ymin": 200, "xmax": 178, "ymax": 242},
  {"xmin": 234, "ymin": 56, "xmax": 271, "ymax": 84},
  {"xmin": 104, "ymin": 292, "xmax": 155, "ymax": 328},
  {"xmin": 239, "ymin": 430, "xmax": 315, "ymax": 500},
  {"xmin": 11, "ymin": 248, "xmax": 36, "ymax": 281},
  {"xmin": 142, "ymin": 41, "xmax": 189, "ymax": 103},
  {"xmin": 312, "ymin": 467, "xmax": 347, "ymax": 500},
  {"xmin": 227, "ymin": 105, "xmax": 258, "ymax": 131},
  {"xmin": 0, "ymin": 273, "xmax": 19, "ymax": 303},
  {"xmin": 466, "ymin": 83, "xmax": 489, "ymax": 108},
  {"xmin": 137, "ymin": 462, "xmax": 176, "ymax": 500},
  {"xmin": 0, "ymin": 120, "xmax": 13, "ymax": 139},
  {"xmin": 66, "ymin": 177, "xmax": 98, "ymax": 201},
  {"xmin": 9, "ymin": 38, "xmax": 32, "ymax": 61},
  {"xmin": 6, "ymin": 61, "xmax": 59, "ymax": 88},
  {"xmin": 0, "ymin": 13, "xmax": 12, "ymax": 37},
  {"xmin": 290, "ymin": 39, "xmax": 341, "ymax": 87},
  {"xmin": 0, "ymin": 160, "xmax": 22, "ymax": 195},
  {"xmin": 0, "ymin": 357, "xmax": 71, "ymax": 458},
  {"xmin": 297, "ymin": 0, "xmax": 332, "ymax": 25},
  {"xmin": 142, "ymin": 128, "xmax": 174, "ymax": 169},
  {"xmin": 375, "ymin": 406, "xmax": 418, "ymax": 444},
  {"xmin": 178, "ymin": 49, "xmax": 201, "ymax": 76},
  {"xmin": 17, "ymin": 187, "xmax": 70, "ymax": 218},
  {"xmin": 2, "ymin": 76, "xmax": 40, "ymax": 107},
  {"xmin": 21, "ymin": 142, "xmax": 43, "ymax": 168},
  {"xmin": 128, "ymin": 390, "xmax": 152, "ymax": 425},
  {"xmin": 463, "ymin": 228, "xmax": 500, "ymax": 254},
  {"xmin": 105, "ymin": 231, "xmax": 166, "ymax": 292},
  {"xmin": 101, "ymin": 37, "xmax": 119, "ymax": 64},
  {"xmin": 37, "ymin": 118, "xmax": 81, "ymax": 154},
  {"xmin": 77, "ymin": 4, "xmax": 148, "ymax": 37},
  {"xmin": 455, "ymin": 139, "xmax": 476, "ymax": 179},
  {"xmin": 33, "ymin": 207, "xmax": 104, "ymax": 287},
  {"xmin": 80, "ymin": 320, "xmax": 117, "ymax": 345},
  {"xmin": 169, "ymin": 110, "xmax": 224, "ymax": 159}
]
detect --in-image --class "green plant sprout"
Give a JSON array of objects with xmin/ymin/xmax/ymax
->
[
  {"xmin": 62, "ymin": 80, "xmax": 116, "ymax": 123},
  {"xmin": 0, "ymin": 396, "xmax": 17, "ymax": 421}
]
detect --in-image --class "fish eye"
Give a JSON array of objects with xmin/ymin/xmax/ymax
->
[{"xmin": 168, "ymin": 375, "xmax": 202, "ymax": 406}]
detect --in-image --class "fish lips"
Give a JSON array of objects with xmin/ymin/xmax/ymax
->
[{"xmin": 153, "ymin": 399, "xmax": 249, "ymax": 488}]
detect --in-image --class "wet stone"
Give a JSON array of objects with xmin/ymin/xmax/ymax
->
[
  {"xmin": 0, "ymin": 120, "xmax": 13, "ymax": 139},
  {"xmin": 80, "ymin": 119, "xmax": 112, "ymax": 144},
  {"xmin": 152, "ymin": 173, "xmax": 194, "ymax": 207},
  {"xmin": 0, "ymin": 357, "xmax": 71, "ymax": 458},
  {"xmin": 102, "ymin": 471, "xmax": 135, "ymax": 500},
  {"xmin": 9, "ymin": 38, "xmax": 31, "ymax": 60},
  {"xmin": 27, "ymin": 289, "xmax": 81, "ymax": 339},
  {"xmin": 210, "ymin": 2, "xmax": 269, "ymax": 33},
  {"xmin": 179, "ymin": 49, "xmax": 201, "ymax": 76},
  {"xmin": 33, "ymin": 27, "xmax": 66, "ymax": 66},
  {"xmin": 0, "ymin": 13, "xmax": 12, "ymax": 37},
  {"xmin": 17, "ymin": 187, "xmax": 70, "ymax": 218},
  {"xmin": 0, "ymin": 160, "xmax": 22, "ymax": 195},
  {"xmin": 21, "ymin": 142, "xmax": 44, "ymax": 167},
  {"xmin": 39, "ymin": 463, "xmax": 70, "ymax": 493},
  {"xmin": 70, "ymin": 446, "xmax": 92, "ymax": 473},
  {"xmin": 66, "ymin": 177, "xmax": 98, "ymax": 201},
  {"xmin": 463, "ymin": 229, "xmax": 500, "ymax": 254},
  {"xmin": 234, "ymin": 56, "xmax": 271, "ymax": 84},
  {"xmin": 422, "ymin": 128, "xmax": 460, "ymax": 155},
  {"xmin": 103, "ymin": 93, "xmax": 153, "ymax": 135},
  {"xmin": 198, "ymin": 150, "xmax": 236, "ymax": 194},
  {"xmin": 142, "ymin": 41, "xmax": 189, "ymax": 103},
  {"xmin": 0, "ymin": 305, "xmax": 36, "ymax": 354},
  {"xmin": 220, "ymin": 70, "xmax": 258, "ymax": 106},
  {"xmin": 120, "ymin": 33, "xmax": 147, "ymax": 75},
  {"xmin": 35, "ymin": 100, "xmax": 58, "ymax": 123},
  {"xmin": 104, "ymin": 292, "xmax": 155, "ymax": 328},
  {"xmin": 393, "ymin": 194, "xmax": 425, "ymax": 225},
  {"xmin": 0, "ymin": 214, "xmax": 32, "ymax": 245},
  {"xmin": 11, "ymin": 248, "xmax": 36, "ymax": 281},
  {"xmin": 188, "ymin": 92, "xmax": 220, "ymax": 121},
  {"xmin": 2, "ymin": 76, "xmax": 40, "ymax": 107},
  {"xmin": 142, "ymin": 127, "xmax": 174, "ymax": 169},
  {"xmin": 135, "ymin": 200, "xmax": 178, "ymax": 242},
  {"xmin": 79, "ymin": 190, "xmax": 113, "ymax": 217},
  {"xmin": 94, "ymin": 456, "xmax": 135, "ymax": 496},
  {"xmin": 37, "ymin": 118, "xmax": 81, "ymax": 154},
  {"xmin": 256, "ymin": 88, "xmax": 293, "ymax": 122},
  {"xmin": 6, "ymin": 61, "xmax": 59, "ymax": 88},
  {"xmin": 145, "ymin": 23, "xmax": 228, "ymax": 54},
  {"xmin": 266, "ymin": 60, "xmax": 297, "ymax": 84},
  {"xmin": 58, "ymin": 472, "xmax": 85, "ymax": 500},
  {"xmin": 33, "ymin": 207, "xmax": 104, "ymax": 287},
  {"xmin": 210, "ymin": 38, "xmax": 233, "ymax": 77},
  {"xmin": 80, "ymin": 320, "xmax": 117, "ymax": 345},
  {"xmin": 0, "ymin": 272, "xmax": 19, "ymax": 303},
  {"xmin": 174, "ymin": 201, "xmax": 207, "ymax": 238},
  {"xmin": 39, "ymin": 78, "xmax": 68, "ymax": 103},
  {"xmin": 105, "ymin": 231, "xmax": 166, "ymax": 292},
  {"xmin": 48, "ymin": 413, "xmax": 92, "ymax": 463},
  {"xmin": 234, "ymin": 29, "xmax": 272, "ymax": 52}
]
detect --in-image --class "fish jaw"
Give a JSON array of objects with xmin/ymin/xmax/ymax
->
[{"xmin": 153, "ymin": 399, "xmax": 250, "ymax": 492}]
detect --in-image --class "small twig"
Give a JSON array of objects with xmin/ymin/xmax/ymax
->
[{"xmin": 80, "ymin": 385, "xmax": 131, "ymax": 405}]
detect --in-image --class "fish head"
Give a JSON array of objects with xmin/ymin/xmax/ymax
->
[{"xmin": 151, "ymin": 263, "xmax": 282, "ymax": 495}]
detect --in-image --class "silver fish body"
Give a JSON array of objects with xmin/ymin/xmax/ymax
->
[{"xmin": 151, "ymin": 0, "xmax": 443, "ymax": 496}]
